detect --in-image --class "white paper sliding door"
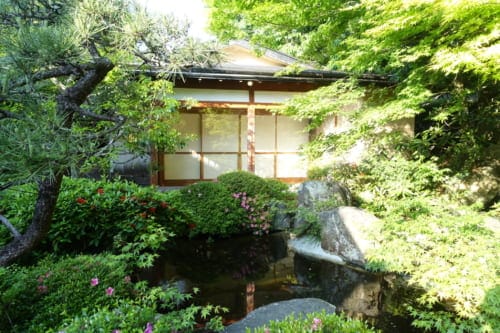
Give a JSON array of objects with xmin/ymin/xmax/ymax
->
[{"xmin": 161, "ymin": 110, "xmax": 308, "ymax": 185}]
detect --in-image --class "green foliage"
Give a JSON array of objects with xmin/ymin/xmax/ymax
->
[
  {"xmin": 247, "ymin": 311, "xmax": 378, "ymax": 333},
  {"xmin": 209, "ymin": 0, "xmax": 499, "ymax": 172},
  {"xmin": 312, "ymin": 153, "xmax": 499, "ymax": 332},
  {"xmin": 165, "ymin": 182, "xmax": 247, "ymax": 237},
  {"xmin": 367, "ymin": 200, "xmax": 499, "ymax": 333},
  {"xmin": 209, "ymin": 1, "xmax": 500, "ymax": 329},
  {"xmin": 59, "ymin": 284, "xmax": 226, "ymax": 333},
  {"xmin": 0, "ymin": 0, "xmax": 221, "ymax": 189},
  {"xmin": 0, "ymin": 254, "xmax": 226, "ymax": 332},
  {"xmin": 0, "ymin": 254, "xmax": 134, "ymax": 332},
  {"xmin": 0, "ymin": 177, "xmax": 182, "ymax": 266},
  {"xmin": 294, "ymin": 207, "xmax": 322, "ymax": 239},
  {"xmin": 217, "ymin": 171, "xmax": 294, "ymax": 201},
  {"xmin": 275, "ymin": 79, "xmax": 365, "ymax": 130}
]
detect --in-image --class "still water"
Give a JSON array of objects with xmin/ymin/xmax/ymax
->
[{"xmin": 142, "ymin": 232, "xmax": 420, "ymax": 332}]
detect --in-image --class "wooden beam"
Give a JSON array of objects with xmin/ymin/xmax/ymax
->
[{"xmin": 184, "ymin": 101, "xmax": 276, "ymax": 110}]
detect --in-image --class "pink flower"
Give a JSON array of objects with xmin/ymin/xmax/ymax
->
[
  {"xmin": 112, "ymin": 330, "xmax": 121, "ymax": 333},
  {"xmin": 37, "ymin": 285, "xmax": 48, "ymax": 293},
  {"xmin": 144, "ymin": 322, "xmax": 153, "ymax": 333},
  {"xmin": 106, "ymin": 287, "xmax": 114, "ymax": 296},
  {"xmin": 90, "ymin": 277, "xmax": 99, "ymax": 286},
  {"xmin": 264, "ymin": 328, "xmax": 270, "ymax": 333},
  {"xmin": 311, "ymin": 317, "xmax": 322, "ymax": 331}
]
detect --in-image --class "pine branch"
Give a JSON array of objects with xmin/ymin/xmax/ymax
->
[
  {"xmin": 60, "ymin": 58, "xmax": 114, "ymax": 105},
  {"xmin": 66, "ymin": 103, "xmax": 123, "ymax": 123},
  {"xmin": 85, "ymin": 116, "xmax": 127, "ymax": 139},
  {"xmin": 0, "ymin": 215, "xmax": 21, "ymax": 240},
  {"xmin": 86, "ymin": 41, "xmax": 101, "ymax": 59}
]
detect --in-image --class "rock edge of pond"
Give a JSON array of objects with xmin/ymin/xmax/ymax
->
[{"xmin": 222, "ymin": 298, "xmax": 336, "ymax": 333}]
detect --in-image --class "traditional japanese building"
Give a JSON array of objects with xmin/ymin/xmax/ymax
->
[
  {"xmin": 113, "ymin": 41, "xmax": 395, "ymax": 185},
  {"xmin": 150, "ymin": 41, "xmax": 392, "ymax": 186}
]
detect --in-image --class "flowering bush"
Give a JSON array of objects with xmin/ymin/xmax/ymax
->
[
  {"xmin": 0, "ymin": 254, "xmax": 225, "ymax": 333},
  {"xmin": 232, "ymin": 192, "xmax": 271, "ymax": 236},
  {"xmin": 219, "ymin": 171, "xmax": 296, "ymax": 235},
  {"xmin": 0, "ymin": 254, "xmax": 134, "ymax": 332},
  {"xmin": 0, "ymin": 177, "xmax": 190, "ymax": 265}
]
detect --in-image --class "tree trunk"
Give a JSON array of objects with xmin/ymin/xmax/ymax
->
[{"xmin": 0, "ymin": 174, "xmax": 63, "ymax": 266}]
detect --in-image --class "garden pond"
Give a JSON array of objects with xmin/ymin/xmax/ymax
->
[{"xmin": 141, "ymin": 232, "xmax": 422, "ymax": 332}]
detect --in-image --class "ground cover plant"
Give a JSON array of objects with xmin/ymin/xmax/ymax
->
[
  {"xmin": 0, "ymin": 253, "xmax": 226, "ymax": 332},
  {"xmin": 248, "ymin": 311, "xmax": 378, "ymax": 333}
]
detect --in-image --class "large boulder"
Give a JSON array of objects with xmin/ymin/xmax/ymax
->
[
  {"xmin": 320, "ymin": 207, "xmax": 381, "ymax": 267},
  {"xmin": 446, "ymin": 165, "xmax": 499, "ymax": 208},
  {"xmin": 296, "ymin": 180, "xmax": 351, "ymax": 230},
  {"xmin": 297, "ymin": 180, "xmax": 351, "ymax": 209},
  {"xmin": 223, "ymin": 298, "xmax": 336, "ymax": 333}
]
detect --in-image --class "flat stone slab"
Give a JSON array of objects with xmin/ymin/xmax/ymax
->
[{"xmin": 223, "ymin": 298, "xmax": 336, "ymax": 333}]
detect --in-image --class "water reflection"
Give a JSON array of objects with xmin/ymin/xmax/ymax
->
[{"xmin": 143, "ymin": 232, "xmax": 420, "ymax": 332}]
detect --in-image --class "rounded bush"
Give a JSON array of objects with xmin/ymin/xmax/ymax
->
[
  {"xmin": 167, "ymin": 181, "xmax": 247, "ymax": 237},
  {"xmin": 218, "ymin": 171, "xmax": 294, "ymax": 201}
]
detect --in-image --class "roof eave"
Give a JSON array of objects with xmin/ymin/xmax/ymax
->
[{"xmin": 143, "ymin": 67, "xmax": 391, "ymax": 85}]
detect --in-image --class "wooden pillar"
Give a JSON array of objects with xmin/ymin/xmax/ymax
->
[
  {"xmin": 247, "ymin": 84, "xmax": 255, "ymax": 173},
  {"xmin": 245, "ymin": 281, "xmax": 255, "ymax": 314},
  {"xmin": 247, "ymin": 105, "xmax": 256, "ymax": 173}
]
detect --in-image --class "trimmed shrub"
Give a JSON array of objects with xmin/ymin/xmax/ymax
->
[
  {"xmin": 165, "ymin": 181, "xmax": 246, "ymax": 237},
  {"xmin": 218, "ymin": 171, "xmax": 294, "ymax": 201}
]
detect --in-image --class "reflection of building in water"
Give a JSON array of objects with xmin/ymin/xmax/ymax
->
[{"xmin": 245, "ymin": 281, "xmax": 255, "ymax": 314}]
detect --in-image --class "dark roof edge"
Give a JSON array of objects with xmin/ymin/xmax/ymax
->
[{"xmin": 142, "ymin": 67, "xmax": 392, "ymax": 85}]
